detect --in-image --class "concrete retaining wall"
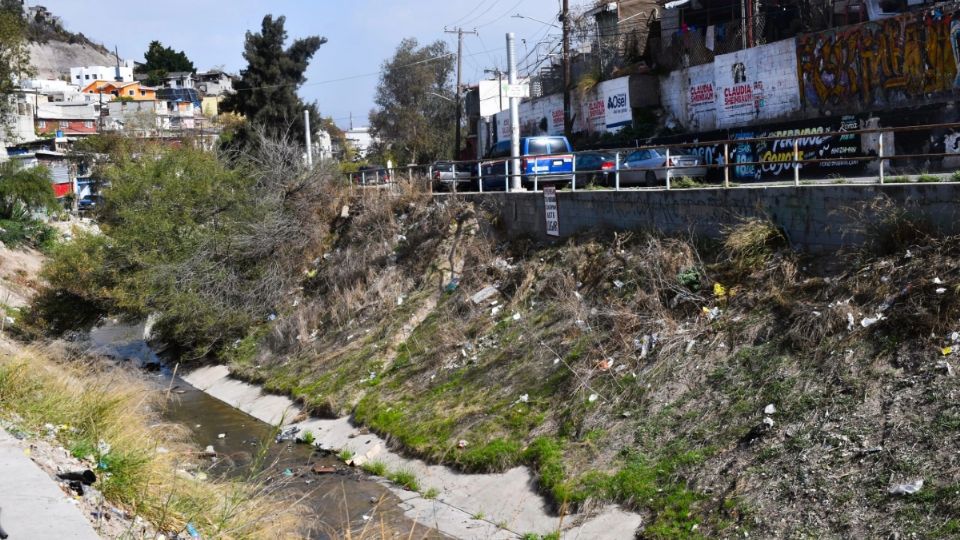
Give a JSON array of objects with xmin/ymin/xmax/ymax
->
[{"xmin": 460, "ymin": 184, "xmax": 960, "ymax": 252}]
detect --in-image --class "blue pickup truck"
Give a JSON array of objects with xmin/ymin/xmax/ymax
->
[{"xmin": 480, "ymin": 136, "xmax": 574, "ymax": 190}]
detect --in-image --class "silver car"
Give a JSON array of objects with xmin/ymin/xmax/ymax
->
[
  {"xmin": 432, "ymin": 161, "xmax": 474, "ymax": 191},
  {"xmin": 620, "ymin": 148, "xmax": 707, "ymax": 186}
]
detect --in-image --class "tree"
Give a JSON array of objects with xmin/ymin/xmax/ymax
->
[
  {"xmin": 136, "ymin": 40, "xmax": 195, "ymax": 86},
  {"xmin": 370, "ymin": 38, "xmax": 456, "ymax": 165},
  {"xmin": 0, "ymin": 2, "xmax": 30, "ymax": 134},
  {"xmin": 0, "ymin": 162, "xmax": 56, "ymax": 220},
  {"xmin": 221, "ymin": 15, "xmax": 326, "ymax": 149}
]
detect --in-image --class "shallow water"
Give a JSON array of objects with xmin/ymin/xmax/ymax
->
[{"xmin": 89, "ymin": 322, "xmax": 442, "ymax": 539}]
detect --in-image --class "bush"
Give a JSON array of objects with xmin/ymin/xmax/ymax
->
[
  {"xmin": 0, "ymin": 218, "xmax": 56, "ymax": 250},
  {"xmin": 722, "ymin": 218, "xmax": 786, "ymax": 271}
]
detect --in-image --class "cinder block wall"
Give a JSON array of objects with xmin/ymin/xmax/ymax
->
[{"xmin": 455, "ymin": 184, "xmax": 960, "ymax": 252}]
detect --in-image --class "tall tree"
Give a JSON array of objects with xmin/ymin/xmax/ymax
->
[
  {"xmin": 370, "ymin": 38, "xmax": 456, "ymax": 165},
  {"xmin": 221, "ymin": 15, "xmax": 326, "ymax": 148},
  {"xmin": 136, "ymin": 40, "xmax": 195, "ymax": 86}
]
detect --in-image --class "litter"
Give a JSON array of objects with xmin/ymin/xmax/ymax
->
[
  {"xmin": 763, "ymin": 404, "xmax": 776, "ymax": 415},
  {"xmin": 888, "ymin": 479, "xmax": 923, "ymax": 495},
  {"xmin": 685, "ymin": 340, "xmax": 696, "ymax": 354},
  {"xmin": 861, "ymin": 315, "xmax": 885, "ymax": 328},
  {"xmin": 942, "ymin": 347, "xmax": 953, "ymax": 356},
  {"xmin": 713, "ymin": 282, "xmax": 727, "ymax": 299},
  {"xmin": 97, "ymin": 440, "xmax": 111, "ymax": 456},
  {"xmin": 57, "ymin": 470, "xmax": 96, "ymax": 485},
  {"xmin": 613, "ymin": 279, "xmax": 624, "ymax": 289},
  {"xmin": 471, "ymin": 286, "xmax": 499, "ymax": 304},
  {"xmin": 201, "ymin": 446, "xmax": 216, "ymax": 457},
  {"xmin": 186, "ymin": 523, "xmax": 200, "ymax": 539},
  {"xmin": 937, "ymin": 361, "xmax": 955, "ymax": 376},
  {"xmin": 934, "ymin": 277, "xmax": 944, "ymax": 285},
  {"xmin": 311, "ymin": 464, "xmax": 336, "ymax": 474},
  {"xmin": 847, "ymin": 313, "xmax": 855, "ymax": 330},
  {"xmin": 267, "ymin": 313, "xmax": 277, "ymax": 321},
  {"xmin": 936, "ymin": 288, "xmax": 947, "ymax": 294},
  {"xmin": 512, "ymin": 312, "xmax": 521, "ymax": 321},
  {"xmin": 762, "ymin": 417, "xmax": 775, "ymax": 428},
  {"xmin": 217, "ymin": 433, "xmax": 226, "ymax": 439},
  {"xmin": 275, "ymin": 426, "xmax": 300, "ymax": 443},
  {"xmin": 444, "ymin": 279, "xmax": 459, "ymax": 292},
  {"xmin": 596, "ymin": 359, "xmax": 612, "ymax": 371},
  {"xmin": 588, "ymin": 393, "xmax": 598, "ymax": 403},
  {"xmin": 491, "ymin": 305, "xmax": 503, "ymax": 317},
  {"xmin": 553, "ymin": 358, "xmax": 560, "ymax": 365},
  {"xmin": 457, "ymin": 439, "xmax": 468, "ymax": 449},
  {"xmin": 397, "ymin": 296, "xmax": 404, "ymax": 306},
  {"xmin": 518, "ymin": 394, "xmax": 529, "ymax": 403},
  {"xmin": 282, "ymin": 468, "xmax": 294, "ymax": 477}
]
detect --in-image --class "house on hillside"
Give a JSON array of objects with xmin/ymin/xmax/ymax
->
[
  {"xmin": 164, "ymin": 72, "xmax": 195, "ymax": 89},
  {"xmin": 70, "ymin": 65, "xmax": 134, "ymax": 84},
  {"xmin": 35, "ymin": 102, "xmax": 98, "ymax": 137},
  {"xmin": 82, "ymin": 80, "xmax": 157, "ymax": 101}
]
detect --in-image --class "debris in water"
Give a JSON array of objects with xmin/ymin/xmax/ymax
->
[
  {"xmin": 311, "ymin": 464, "xmax": 336, "ymax": 474},
  {"xmin": 201, "ymin": 445, "xmax": 216, "ymax": 457},
  {"xmin": 275, "ymin": 426, "xmax": 300, "ymax": 443},
  {"xmin": 888, "ymin": 479, "xmax": 923, "ymax": 495}
]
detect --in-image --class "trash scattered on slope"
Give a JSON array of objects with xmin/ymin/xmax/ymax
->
[
  {"xmin": 713, "ymin": 282, "xmax": 727, "ymax": 299},
  {"xmin": 471, "ymin": 286, "xmax": 499, "ymax": 304},
  {"xmin": 588, "ymin": 393, "xmax": 598, "ymax": 403},
  {"xmin": 512, "ymin": 312, "xmax": 521, "ymax": 321},
  {"xmin": 217, "ymin": 433, "xmax": 225, "ymax": 439},
  {"xmin": 457, "ymin": 439, "xmax": 468, "ymax": 449},
  {"xmin": 282, "ymin": 468, "xmax": 294, "ymax": 477},
  {"xmin": 861, "ymin": 314, "xmax": 885, "ymax": 328},
  {"xmin": 934, "ymin": 277, "xmax": 944, "ymax": 285},
  {"xmin": 275, "ymin": 426, "xmax": 300, "ymax": 443},
  {"xmin": 517, "ymin": 394, "xmax": 529, "ymax": 403},
  {"xmin": 888, "ymin": 479, "xmax": 923, "ymax": 495},
  {"xmin": 847, "ymin": 313, "xmax": 855, "ymax": 330},
  {"xmin": 596, "ymin": 359, "xmax": 612, "ymax": 371},
  {"xmin": 186, "ymin": 522, "xmax": 200, "ymax": 539},
  {"xmin": 613, "ymin": 279, "xmax": 624, "ymax": 289},
  {"xmin": 444, "ymin": 279, "xmax": 459, "ymax": 292},
  {"xmin": 936, "ymin": 288, "xmax": 947, "ymax": 294},
  {"xmin": 937, "ymin": 361, "xmax": 955, "ymax": 376},
  {"xmin": 764, "ymin": 404, "xmax": 777, "ymax": 415},
  {"xmin": 941, "ymin": 346, "xmax": 953, "ymax": 356}
]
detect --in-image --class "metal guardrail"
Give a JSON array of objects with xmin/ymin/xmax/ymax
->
[{"xmin": 344, "ymin": 122, "xmax": 960, "ymax": 193}]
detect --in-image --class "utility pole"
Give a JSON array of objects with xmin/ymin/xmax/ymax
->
[
  {"xmin": 507, "ymin": 32, "xmax": 521, "ymax": 191},
  {"xmin": 445, "ymin": 27, "xmax": 478, "ymax": 161},
  {"xmin": 562, "ymin": 0, "xmax": 572, "ymax": 138}
]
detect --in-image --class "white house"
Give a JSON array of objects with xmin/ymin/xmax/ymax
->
[
  {"xmin": 345, "ymin": 126, "xmax": 374, "ymax": 158},
  {"xmin": 70, "ymin": 65, "xmax": 134, "ymax": 84}
]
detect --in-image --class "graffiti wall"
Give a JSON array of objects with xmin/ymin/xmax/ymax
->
[
  {"xmin": 681, "ymin": 116, "xmax": 865, "ymax": 181},
  {"xmin": 660, "ymin": 38, "xmax": 801, "ymax": 130},
  {"xmin": 797, "ymin": 8, "xmax": 960, "ymax": 113}
]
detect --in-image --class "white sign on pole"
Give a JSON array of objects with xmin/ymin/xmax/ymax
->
[
  {"xmin": 503, "ymin": 82, "xmax": 530, "ymax": 99},
  {"xmin": 543, "ymin": 186, "xmax": 560, "ymax": 237}
]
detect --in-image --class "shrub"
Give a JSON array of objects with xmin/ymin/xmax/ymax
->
[{"xmin": 722, "ymin": 218, "xmax": 786, "ymax": 271}]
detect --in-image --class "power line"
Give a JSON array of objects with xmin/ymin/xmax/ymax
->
[
  {"xmin": 475, "ymin": 0, "xmax": 528, "ymax": 29},
  {"xmin": 447, "ymin": 0, "xmax": 493, "ymax": 27}
]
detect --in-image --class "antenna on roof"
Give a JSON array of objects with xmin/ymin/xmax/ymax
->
[{"xmin": 114, "ymin": 45, "xmax": 121, "ymax": 81}]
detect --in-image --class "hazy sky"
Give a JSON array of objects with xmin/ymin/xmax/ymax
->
[{"xmin": 37, "ymin": 0, "xmax": 565, "ymax": 129}]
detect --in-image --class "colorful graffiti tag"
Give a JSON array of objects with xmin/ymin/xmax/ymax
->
[{"xmin": 798, "ymin": 7, "xmax": 960, "ymax": 111}]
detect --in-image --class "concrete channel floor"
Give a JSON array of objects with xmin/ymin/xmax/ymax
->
[{"xmin": 0, "ymin": 428, "xmax": 101, "ymax": 539}]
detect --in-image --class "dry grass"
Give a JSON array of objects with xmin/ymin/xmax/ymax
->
[
  {"xmin": 0, "ymin": 345, "xmax": 302, "ymax": 539},
  {"xmin": 722, "ymin": 217, "xmax": 787, "ymax": 272}
]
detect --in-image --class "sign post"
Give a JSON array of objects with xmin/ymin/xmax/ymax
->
[{"xmin": 543, "ymin": 186, "xmax": 560, "ymax": 237}]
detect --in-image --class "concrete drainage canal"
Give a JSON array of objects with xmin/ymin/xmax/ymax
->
[{"xmin": 88, "ymin": 322, "xmax": 443, "ymax": 539}]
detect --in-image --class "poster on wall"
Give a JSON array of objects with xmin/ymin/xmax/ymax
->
[
  {"xmin": 601, "ymin": 76, "xmax": 631, "ymax": 132},
  {"xmin": 714, "ymin": 39, "xmax": 801, "ymax": 128},
  {"xmin": 543, "ymin": 186, "xmax": 560, "ymax": 237}
]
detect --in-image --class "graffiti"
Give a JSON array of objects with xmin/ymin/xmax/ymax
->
[{"xmin": 798, "ymin": 8, "xmax": 960, "ymax": 111}]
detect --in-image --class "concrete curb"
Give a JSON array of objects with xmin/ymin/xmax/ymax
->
[{"xmin": 0, "ymin": 429, "xmax": 102, "ymax": 540}]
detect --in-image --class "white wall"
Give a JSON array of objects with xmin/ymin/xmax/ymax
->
[{"xmin": 660, "ymin": 39, "xmax": 801, "ymax": 131}]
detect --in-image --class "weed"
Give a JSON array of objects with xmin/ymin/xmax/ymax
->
[
  {"xmin": 337, "ymin": 449, "xmax": 354, "ymax": 461},
  {"xmin": 917, "ymin": 173, "xmax": 941, "ymax": 183},
  {"xmin": 300, "ymin": 430, "xmax": 315, "ymax": 446},
  {"xmin": 831, "ymin": 177, "xmax": 849, "ymax": 184},
  {"xmin": 388, "ymin": 468, "xmax": 421, "ymax": 491},
  {"xmin": 671, "ymin": 176, "xmax": 706, "ymax": 189},
  {"xmin": 722, "ymin": 217, "xmax": 786, "ymax": 271},
  {"xmin": 361, "ymin": 460, "xmax": 387, "ymax": 476},
  {"xmin": 472, "ymin": 511, "xmax": 485, "ymax": 520},
  {"xmin": 458, "ymin": 438, "xmax": 523, "ymax": 472},
  {"xmin": 422, "ymin": 486, "xmax": 440, "ymax": 499},
  {"xmin": 952, "ymin": 170, "xmax": 960, "ymax": 182}
]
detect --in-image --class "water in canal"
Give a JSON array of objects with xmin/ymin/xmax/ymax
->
[{"xmin": 89, "ymin": 322, "xmax": 442, "ymax": 539}]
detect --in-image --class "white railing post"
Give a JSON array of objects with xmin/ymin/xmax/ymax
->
[
  {"xmin": 571, "ymin": 154, "xmax": 577, "ymax": 191},
  {"xmin": 665, "ymin": 148, "xmax": 671, "ymax": 190},
  {"xmin": 478, "ymin": 161, "xmax": 484, "ymax": 193},
  {"xmin": 793, "ymin": 138, "xmax": 800, "ymax": 186},
  {"xmin": 615, "ymin": 152, "xmax": 621, "ymax": 191},
  {"xmin": 878, "ymin": 133, "xmax": 885, "ymax": 184},
  {"xmin": 361, "ymin": 170, "xmax": 366, "ymax": 185},
  {"xmin": 504, "ymin": 161, "xmax": 510, "ymax": 193},
  {"xmin": 452, "ymin": 162, "xmax": 458, "ymax": 194},
  {"xmin": 724, "ymin": 143, "xmax": 730, "ymax": 188}
]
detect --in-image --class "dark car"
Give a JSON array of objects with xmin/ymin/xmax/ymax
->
[
  {"xmin": 574, "ymin": 151, "xmax": 617, "ymax": 187},
  {"xmin": 78, "ymin": 194, "xmax": 102, "ymax": 213}
]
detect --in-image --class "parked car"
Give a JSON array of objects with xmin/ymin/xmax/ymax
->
[
  {"xmin": 574, "ymin": 151, "xmax": 617, "ymax": 186},
  {"xmin": 78, "ymin": 194, "xmax": 101, "ymax": 213},
  {"xmin": 619, "ymin": 148, "xmax": 706, "ymax": 186},
  {"xmin": 351, "ymin": 166, "xmax": 391, "ymax": 184},
  {"xmin": 432, "ymin": 161, "xmax": 475, "ymax": 192},
  {"xmin": 480, "ymin": 136, "xmax": 574, "ymax": 190}
]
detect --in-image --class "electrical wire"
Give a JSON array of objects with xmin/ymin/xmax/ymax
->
[
  {"xmin": 447, "ymin": 0, "xmax": 493, "ymax": 27},
  {"xmin": 475, "ymin": 0, "xmax": 529, "ymax": 29}
]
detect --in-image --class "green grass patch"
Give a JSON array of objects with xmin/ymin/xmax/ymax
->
[
  {"xmin": 422, "ymin": 486, "xmax": 440, "ymax": 499},
  {"xmin": 916, "ymin": 173, "xmax": 942, "ymax": 183},
  {"xmin": 361, "ymin": 460, "xmax": 387, "ymax": 476},
  {"xmin": 337, "ymin": 449, "xmax": 354, "ymax": 461},
  {"xmin": 459, "ymin": 438, "xmax": 523, "ymax": 471},
  {"xmin": 388, "ymin": 468, "xmax": 421, "ymax": 491}
]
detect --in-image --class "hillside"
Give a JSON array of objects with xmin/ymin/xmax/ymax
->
[{"xmin": 21, "ymin": 5, "xmax": 119, "ymax": 80}]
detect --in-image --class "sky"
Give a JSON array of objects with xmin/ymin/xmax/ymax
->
[{"xmin": 36, "ymin": 0, "xmax": 567, "ymax": 129}]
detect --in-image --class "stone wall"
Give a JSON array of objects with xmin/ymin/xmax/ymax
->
[{"xmin": 459, "ymin": 184, "xmax": 960, "ymax": 252}]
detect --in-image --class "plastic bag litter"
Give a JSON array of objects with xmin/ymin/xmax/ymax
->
[{"xmin": 888, "ymin": 479, "xmax": 923, "ymax": 495}]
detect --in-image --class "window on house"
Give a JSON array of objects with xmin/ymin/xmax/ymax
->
[
  {"xmin": 59, "ymin": 121, "xmax": 68, "ymax": 128},
  {"xmin": 140, "ymin": 90, "xmax": 146, "ymax": 96},
  {"xmin": 85, "ymin": 74, "xmax": 89, "ymax": 79},
  {"xmin": 84, "ymin": 121, "xmax": 93, "ymax": 128},
  {"xmin": 75, "ymin": 75, "xmax": 80, "ymax": 79},
  {"xmin": 37, "ymin": 120, "xmax": 46, "ymax": 128},
  {"xmin": 128, "ymin": 90, "xmax": 134, "ymax": 96}
]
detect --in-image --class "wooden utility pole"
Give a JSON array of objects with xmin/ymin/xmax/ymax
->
[
  {"xmin": 562, "ymin": 0, "xmax": 572, "ymax": 138},
  {"xmin": 445, "ymin": 27, "xmax": 477, "ymax": 160}
]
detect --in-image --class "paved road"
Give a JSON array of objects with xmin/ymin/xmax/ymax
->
[{"xmin": 0, "ymin": 429, "xmax": 101, "ymax": 539}]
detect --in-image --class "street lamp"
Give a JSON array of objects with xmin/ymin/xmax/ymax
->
[{"xmin": 511, "ymin": 13, "xmax": 560, "ymax": 28}]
